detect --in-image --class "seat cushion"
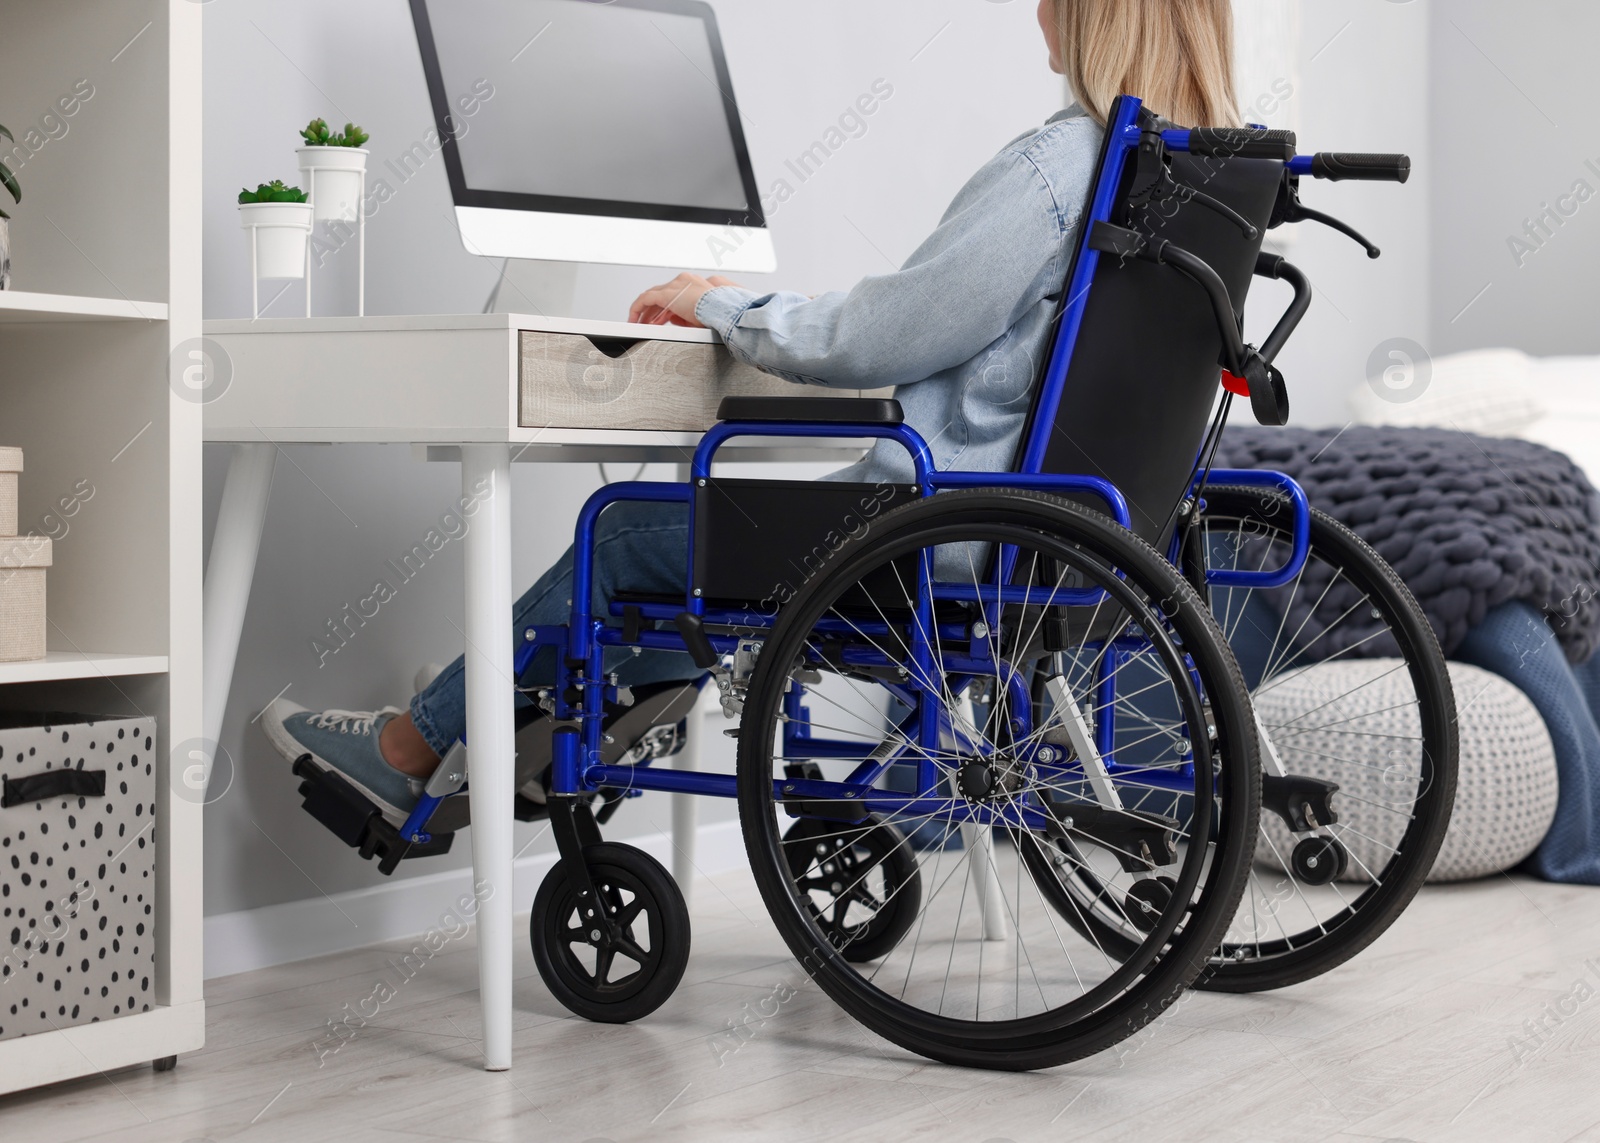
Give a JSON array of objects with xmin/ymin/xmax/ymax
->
[{"xmin": 717, "ymin": 396, "xmax": 903, "ymax": 425}]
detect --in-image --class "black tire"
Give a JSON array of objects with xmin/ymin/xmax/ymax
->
[
  {"xmin": 737, "ymin": 489, "xmax": 1261, "ymax": 1071},
  {"xmin": 1025, "ymin": 490, "xmax": 1458, "ymax": 989},
  {"xmin": 1193, "ymin": 487, "xmax": 1457, "ymax": 992},
  {"xmin": 782, "ymin": 816, "xmax": 922, "ymax": 963},
  {"xmin": 530, "ymin": 842, "xmax": 690, "ymax": 1023}
]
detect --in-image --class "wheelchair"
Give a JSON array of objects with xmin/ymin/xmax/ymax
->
[{"xmin": 292, "ymin": 96, "xmax": 1455, "ymax": 1070}]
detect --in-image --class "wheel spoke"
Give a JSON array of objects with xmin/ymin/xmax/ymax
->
[{"xmin": 1195, "ymin": 497, "xmax": 1454, "ymax": 986}]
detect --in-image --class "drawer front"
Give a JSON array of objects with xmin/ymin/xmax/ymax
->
[
  {"xmin": 0, "ymin": 716, "xmax": 158, "ymax": 1041},
  {"xmin": 519, "ymin": 331, "xmax": 872, "ymax": 431}
]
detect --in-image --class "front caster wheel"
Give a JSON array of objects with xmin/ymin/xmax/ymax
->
[
  {"xmin": 1125, "ymin": 876, "xmax": 1180, "ymax": 933},
  {"xmin": 152, "ymin": 1055, "xmax": 177, "ymax": 1073},
  {"xmin": 1290, "ymin": 836, "xmax": 1349, "ymax": 887},
  {"xmin": 531, "ymin": 842, "xmax": 690, "ymax": 1024},
  {"xmin": 782, "ymin": 816, "xmax": 921, "ymax": 963}
]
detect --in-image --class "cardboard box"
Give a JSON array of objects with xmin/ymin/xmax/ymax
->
[
  {"xmin": 0, "ymin": 535, "xmax": 51, "ymax": 662},
  {"xmin": 0, "ymin": 447, "xmax": 20, "ymax": 537}
]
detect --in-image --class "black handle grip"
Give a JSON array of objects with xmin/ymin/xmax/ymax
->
[
  {"xmin": 2, "ymin": 768, "xmax": 107, "ymax": 808},
  {"xmin": 1187, "ymin": 127, "xmax": 1297, "ymax": 161},
  {"xmin": 673, "ymin": 612, "xmax": 720, "ymax": 671},
  {"xmin": 1309, "ymin": 153, "xmax": 1412, "ymax": 183}
]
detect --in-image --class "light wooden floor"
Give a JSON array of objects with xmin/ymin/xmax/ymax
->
[{"xmin": 5, "ymin": 863, "xmax": 1600, "ymax": 1143}]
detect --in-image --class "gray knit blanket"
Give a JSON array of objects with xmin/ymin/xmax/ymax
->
[{"xmin": 1214, "ymin": 426, "xmax": 1600, "ymax": 663}]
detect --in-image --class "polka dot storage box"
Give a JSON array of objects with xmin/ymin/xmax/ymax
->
[{"xmin": 0, "ymin": 713, "xmax": 158, "ymax": 1041}]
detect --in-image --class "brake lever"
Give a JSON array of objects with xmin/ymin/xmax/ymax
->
[
  {"xmin": 1170, "ymin": 185, "xmax": 1260, "ymax": 241},
  {"xmin": 1290, "ymin": 203, "xmax": 1382, "ymax": 259},
  {"xmin": 1270, "ymin": 175, "xmax": 1382, "ymax": 259}
]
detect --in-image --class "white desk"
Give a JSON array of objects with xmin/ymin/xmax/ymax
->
[{"xmin": 201, "ymin": 313, "xmax": 867, "ymax": 1072}]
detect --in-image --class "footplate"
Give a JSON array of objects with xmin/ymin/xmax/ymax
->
[
  {"xmin": 292, "ymin": 755, "xmax": 454, "ymax": 876},
  {"xmin": 1049, "ymin": 801, "xmax": 1181, "ymax": 874}
]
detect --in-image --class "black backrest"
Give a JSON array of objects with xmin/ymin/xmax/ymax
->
[{"xmin": 1032, "ymin": 135, "xmax": 1285, "ymax": 545}]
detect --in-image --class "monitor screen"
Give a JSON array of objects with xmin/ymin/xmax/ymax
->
[{"xmin": 412, "ymin": 0, "xmax": 764, "ymax": 228}]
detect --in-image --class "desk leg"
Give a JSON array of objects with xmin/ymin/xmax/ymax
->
[
  {"xmin": 462, "ymin": 445, "xmax": 515, "ymax": 1072},
  {"xmin": 202, "ymin": 442, "xmax": 277, "ymax": 756},
  {"xmin": 669, "ymin": 461, "xmax": 700, "ymax": 907},
  {"xmin": 671, "ymin": 690, "xmax": 705, "ymax": 907}
]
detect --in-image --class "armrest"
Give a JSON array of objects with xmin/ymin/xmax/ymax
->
[{"xmin": 716, "ymin": 396, "xmax": 904, "ymax": 425}]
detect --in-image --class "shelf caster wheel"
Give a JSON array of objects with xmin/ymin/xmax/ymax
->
[
  {"xmin": 531, "ymin": 842, "xmax": 690, "ymax": 1024},
  {"xmin": 152, "ymin": 1055, "xmax": 178, "ymax": 1073},
  {"xmin": 1125, "ymin": 876, "xmax": 1179, "ymax": 933},
  {"xmin": 1291, "ymin": 836, "xmax": 1349, "ymax": 887}
]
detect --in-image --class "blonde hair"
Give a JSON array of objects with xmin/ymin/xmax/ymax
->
[{"xmin": 1051, "ymin": 0, "xmax": 1242, "ymax": 128}]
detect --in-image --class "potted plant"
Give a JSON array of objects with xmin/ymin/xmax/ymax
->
[
  {"xmin": 296, "ymin": 119, "xmax": 370, "ymax": 223},
  {"xmin": 238, "ymin": 181, "xmax": 314, "ymax": 279},
  {"xmin": 0, "ymin": 123, "xmax": 19, "ymax": 289}
]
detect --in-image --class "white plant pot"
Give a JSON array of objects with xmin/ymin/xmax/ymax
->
[
  {"xmin": 239, "ymin": 201, "xmax": 314, "ymax": 279},
  {"xmin": 297, "ymin": 146, "xmax": 369, "ymax": 222}
]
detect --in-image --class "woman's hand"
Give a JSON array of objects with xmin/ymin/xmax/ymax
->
[{"xmin": 628, "ymin": 272, "xmax": 744, "ymax": 327}]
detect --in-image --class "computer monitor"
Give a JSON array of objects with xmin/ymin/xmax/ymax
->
[{"xmin": 410, "ymin": 0, "xmax": 775, "ymax": 273}]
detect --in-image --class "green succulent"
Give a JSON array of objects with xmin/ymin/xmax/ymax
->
[
  {"xmin": 300, "ymin": 118, "xmax": 370, "ymax": 148},
  {"xmin": 0, "ymin": 124, "xmax": 19, "ymax": 220},
  {"xmin": 238, "ymin": 180, "xmax": 309, "ymax": 205}
]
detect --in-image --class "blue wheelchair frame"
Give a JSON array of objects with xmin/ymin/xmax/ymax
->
[{"xmin": 398, "ymin": 96, "xmax": 1318, "ymax": 847}]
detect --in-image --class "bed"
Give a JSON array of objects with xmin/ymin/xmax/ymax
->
[{"xmin": 1220, "ymin": 349, "xmax": 1600, "ymax": 884}]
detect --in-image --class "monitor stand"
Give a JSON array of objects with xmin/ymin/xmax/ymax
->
[{"xmin": 483, "ymin": 258, "xmax": 579, "ymax": 319}]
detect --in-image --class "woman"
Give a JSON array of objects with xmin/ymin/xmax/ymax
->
[{"xmin": 264, "ymin": 0, "xmax": 1243, "ymax": 822}]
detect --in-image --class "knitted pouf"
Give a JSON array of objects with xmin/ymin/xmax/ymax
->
[{"xmin": 1254, "ymin": 660, "xmax": 1558, "ymax": 882}]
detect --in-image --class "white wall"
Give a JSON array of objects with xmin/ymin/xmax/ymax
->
[
  {"xmin": 200, "ymin": 0, "xmax": 1439, "ymax": 943},
  {"xmin": 1428, "ymin": 0, "xmax": 1600, "ymax": 357},
  {"xmin": 1259, "ymin": 0, "xmax": 1433, "ymax": 427}
]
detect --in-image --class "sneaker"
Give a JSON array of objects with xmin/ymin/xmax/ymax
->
[{"xmin": 261, "ymin": 700, "xmax": 419, "ymax": 823}]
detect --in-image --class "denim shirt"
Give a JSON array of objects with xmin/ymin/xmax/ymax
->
[{"xmin": 695, "ymin": 106, "xmax": 1103, "ymax": 486}]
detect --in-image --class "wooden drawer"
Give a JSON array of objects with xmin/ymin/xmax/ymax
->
[{"xmin": 519, "ymin": 331, "xmax": 876, "ymax": 432}]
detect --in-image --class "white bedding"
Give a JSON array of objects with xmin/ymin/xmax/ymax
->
[
  {"xmin": 1517, "ymin": 356, "xmax": 1600, "ymax": 481},
  {"xmin": 1349, "ymin": 349, "xmax": 1600, "ymax": 484}
]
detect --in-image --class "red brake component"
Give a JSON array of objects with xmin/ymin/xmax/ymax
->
[{"xmin": 1220, "ymin": 370, "xmax": 1251, "ymax": 397}]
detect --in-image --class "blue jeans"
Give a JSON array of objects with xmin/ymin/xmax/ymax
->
[
  {"xmin": 409, "ymin": 502, "xmax": 699, "ymax": 756},
  {"xmin": 1456, "ymin": 602, "xmax": 1600, "ymax": 885}
]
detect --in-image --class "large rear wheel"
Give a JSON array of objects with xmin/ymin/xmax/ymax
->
[
  {"xmin": 736, "ymin": 490, "xmax": 1261, "ymax": 1070},
  {"xmin": 1195, "ymin": 487, "xmax": 1458, "ymax": 991}
]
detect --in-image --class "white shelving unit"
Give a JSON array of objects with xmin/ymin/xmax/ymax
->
[
  {"xmin": 0, "ymin": 290, "xmax": 169, "ymax": 323},
  {"xmin": 0, "ymin": 1, "xmax": 204, "ymax": 1094},
  {"xmin": 0, "ymin": 652, "xmax": 170, "ymax": 687}
]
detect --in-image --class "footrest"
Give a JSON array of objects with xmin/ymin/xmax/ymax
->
[
  {"xmin": 1262, "ymin": 773, "xmax": 1341, "ymax": 834},
  {"xmin": 293, "ymin": 754, "xmax": 455, "ymax": 876},
  {"xmin": 1049, "ymin": 801, "xmax": 1181, "ymax": 874}
]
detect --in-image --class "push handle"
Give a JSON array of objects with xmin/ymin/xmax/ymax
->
[
  {"xmin": 1308, "ymin": 153, "xmax": 1411, "ymax": 183},
  {"xmin": 1183, "ymin": 127, "xmax": 1297, "ymax": 161},
  {"xmin": 2, "ymin": 768, "xmax": 107, "ymax": 808}
]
